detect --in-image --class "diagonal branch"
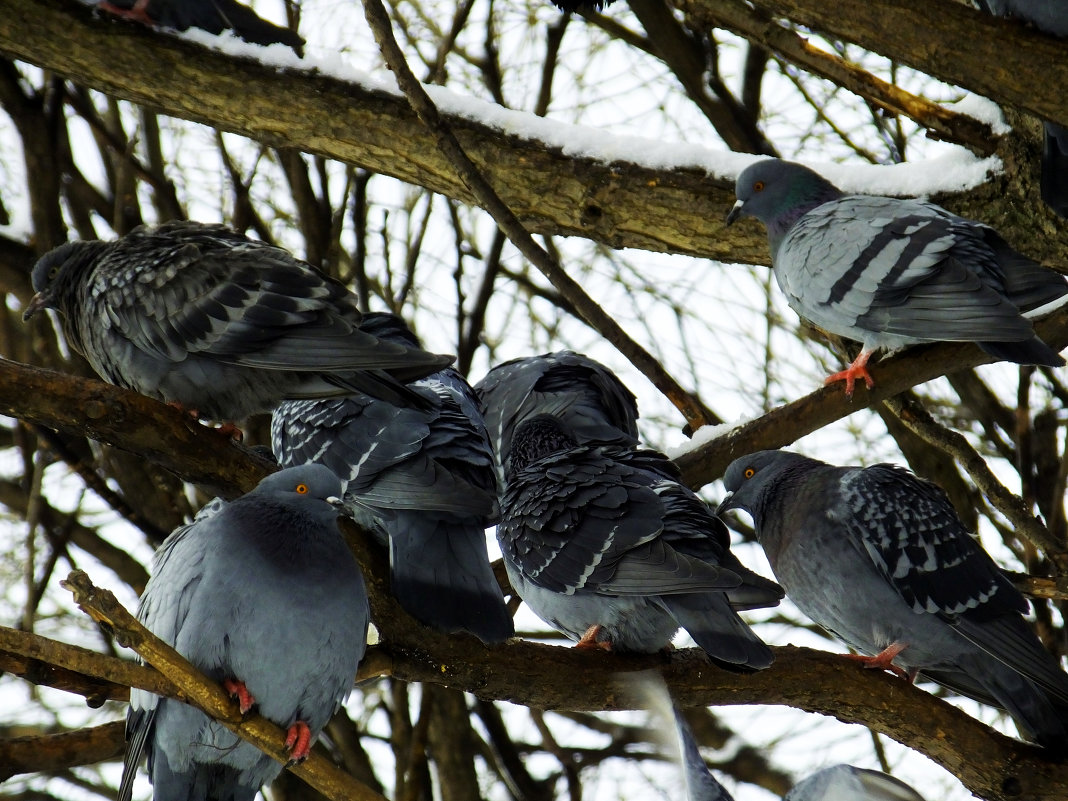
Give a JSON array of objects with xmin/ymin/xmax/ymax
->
[
  {"xmin": 360, "ymin": 0, "xmax": 717, "ymax": 431},
  {"xmin": 60, "ymin": 570, "xmax": 388, "ymax": 801}
]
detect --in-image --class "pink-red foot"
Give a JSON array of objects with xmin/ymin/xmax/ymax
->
[
  {"xmin": 842, "ymin": 642, "xmax": 912, "ymax": 681},
  {"xmin": 574, "ymin": 624, "xmax": 612, "ymax": 652},
  {"xmin": 222, "ymin": 678, "xmax": 256, "ymax": 714},
  {"xmin": 97, "ymin": 0, "xmax": 155, "ymax": 25},
  {"xmin": 824, "ymin": 350, "xmax": 876, "ymax": 397},
  {"xmin": 284, "ymin": 720, "xmax": 313, "ymax": 764}
]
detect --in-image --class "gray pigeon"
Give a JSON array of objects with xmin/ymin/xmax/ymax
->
[
  {"xmin": 118, "ymin": 464, "xmax": 369, "ymax": 801},
  {"xmin": 726, "ymin": 159, "xmax": 1068, "ymax": 394},
  {"xmin": 498, "ymin": 414, "xmax": 782, "ymax": 669},
  {"xmin": 718, "ymin": 449, "xmax": 1068, "ymax": 750},
  {"xmin": 784, "ymin": 765, "xmax": 928, "ymax": 801},
  {"xmin": 474, "ymin": 350, "xmax": 640, "ymax": 488},
  {"xmin": 977, "ymin": 0, "xmax": 1068, "ymax": 217},
  {"xmin": 628, "ymin": 671, "xmax": 927, "ymax": 801},
  {"xmin": 272, "ymin": 313, "xmax": 513, "ymax": 643},
  {"xmin": 23, "ymin": 222, "xmax": 453, "ymax": 421},
  {"xmin": 98, "ymin": 0, "xmax": 305, "ymax": 55}
]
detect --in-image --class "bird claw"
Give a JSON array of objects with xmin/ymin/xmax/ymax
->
[
  {"xmin": 824, "ymin": 355, "xmax": 875, "ymax": 396},
  {"xmin": 97, "ymin": 0, "xmax": 155, "ymax": 25},
  {"xmin": 284, "ymin": 720, "xmax": 313, "ymax": 765},
  {"xmin": 574, "ymin": 624, "xmax": 612, "ymax": 652},
  {"xmin": 222, "ymin": 678, "xmax": 256, "ymax": 714},
  {"xmin": 843, "ymin": 642, "xmax": 911, "ymax": 681}
]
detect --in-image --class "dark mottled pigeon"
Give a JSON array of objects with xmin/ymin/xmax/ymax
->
[
  {"xmin": 23, "ymin": 221, "xmax": 453, "ymax": 420},
  {"xmin": 979, "ymin": 0, "xmax": 1068, "ymax": 217},
  {"xmin": 474, "ymin": 350, "xmax": 640, "ymax": 488},
  {"xmin": 719, "ymin": 449, "xmax": 1068, "ymax": 751},
  {"xmin": 272, "ymin": 312, "xmax": 513, "ymax": 643},
  {"xmin": 727, "ymin": 159, "xmax": 1067, "ymax": 394},
  {"xmin": 498, "ymin": 414, "xmax": 782, "ymax": 669},
  {"xmin": 118, "ymin": 465, "xmax": 369, "ymax": 801},
  {"xmin": 98, "ymin": 0, "xmax": 305, "ymax": 55}
]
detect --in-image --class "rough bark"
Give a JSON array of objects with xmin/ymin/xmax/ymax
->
[{"xmin": 2, "ymin": 0, "xmax": 1067, "ymax": 266}]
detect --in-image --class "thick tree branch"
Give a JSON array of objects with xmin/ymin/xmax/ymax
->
[
  {"xmin": 0, "ymin": 721, "xmax": 125, "ymax": 779},
  {"xmin": 2, "ymin": 0, "xmax": 1066, "ymax": 268},
  {"xmin": 0, "ymin": 0, "xmax": 756, "ymax": 262},
  {"xmin": 735, "ymin": 0, "xmax": 1068, "ymax": 127},
  {"xmin": 6, "ymin": 597, "xmax": 1067, "ymax": 801},
  {"xmin": 60, "ymin": 570, "xmax": 388, "ymax": 801}
]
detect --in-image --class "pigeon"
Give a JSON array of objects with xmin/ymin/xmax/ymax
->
[
  {"xmin": 23, "ymin": 221, "xmax": 453, "ymax": 421},
  {"xmin": 271, "ymin": 312, "xmax": 513, "ymax": 644},
  {"xmin": 977, "ymin": 0, "xmax": 1068, "ymax": 217},
  {"xmin": 625, "ymin": 670, "xmax": 927, "ymax": 801},
  {"xmin": 97, "ymin": 0, "xmax": 306, "ymax": 55},
  {"xmin": 498, "ymin": 414, "xmax": 782, "ymax": 669},
  {"xmin": 474, "ymin": 350, "xmax": 640, "ymax": 488},
  {"xmin": 726, "ymin": 159, "xmax": 1068, "ymax": 394},
  {"xmin": 118, "ymin": 464, "xmax": 369, "ymax": 801},
  {"xmin": 718, "ymin": 449, "xmax": 1068, "ymax": 750},
  {"xmin": 784, "ymin": 765, "xmax": 928, "ymax": 801}
]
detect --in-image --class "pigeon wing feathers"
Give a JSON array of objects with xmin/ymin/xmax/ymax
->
[
  {"xmin": 503, "ymin": 451, "xmax": 736, "ymax": 595},
  {"xmin": 102, "ymin": 236, "xmax": 446, "ymax": 373},
  {"xmin": 837, "ymin": 464, "xmax": 1026, "ymax": 620},
  {"xmin": 780, "ymin": 198, "xmax": 1037, "ymax": 343}
]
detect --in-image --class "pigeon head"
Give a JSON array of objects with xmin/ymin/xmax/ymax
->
[
  {"xmin": 726, "ymin": 159, "xmax": 842, "ymax": 243},
  {"xmin": 23, "ymin": 240, "xmax": 108, "ymax": 321},
  {"xmin": 506, "ymin": 414, "xmax": 578, "ymax": 475},
  {"xmin": 251, "ymin": 464, "xmax": 346, "ymax": 513},
  {"xmin": 716, "ymin": 449, "xmax": 817, "ymax": 519}
]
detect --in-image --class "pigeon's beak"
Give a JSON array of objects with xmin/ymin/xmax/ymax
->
[
  {"xmin": 714, "ymin": 493, "xmax": 735, "ymax": 516},
  {"xmin": 326, "ymin": 495, "xmax": 344, "ymax": 509},
  {"xmin": 725, "ymin": 199, "xmax": 744, "ymax": 226},
  {"xmin": 22, "ymin": 292, "xmax": 48, "ymax": 322}
]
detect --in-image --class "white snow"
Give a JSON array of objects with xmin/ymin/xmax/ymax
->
[{"xmin": 176, "ymin": 26, "xmax": 1000, "ymax": 198}]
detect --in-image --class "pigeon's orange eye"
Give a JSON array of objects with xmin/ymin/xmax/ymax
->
[
  {"xmin": 295, "ymin": 483, "xmax": 309, "ymax": 494},
  {"xmin": 744, "ymin": 468, "xmax": 755, "ymax": 478},
  {"xmin": 753, "ymin": 181, "xmax": 765, "ymax": 192}
]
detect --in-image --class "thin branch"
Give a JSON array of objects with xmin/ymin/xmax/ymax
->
[
  {"xmin": 360, "ymin": 0, "xmax": 717, "ymax": 432},
  {"xmin": 0, "ymin": 722, "xmax": 125, "ymax": 780},
  {"xmin": 674, "ymin": 0, "xmax": 996, "ymax": 153}
]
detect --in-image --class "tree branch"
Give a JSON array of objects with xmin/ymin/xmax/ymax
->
[
  {"xmin": 359, "ymin": 0, "xmax": 717, "ymax": 431},
  {"xmin": 0, "ymin": 721, "xmax": 125, "ymax": 779},
  {"xmin": 8, "ymin": 588, "xmax": 1068, "ymax": 801},
  {"xmin": 735, "ymin": 0, "xmax": 1068, "ymax": 127},
  {"xmin": 674, "ymin": 306, "xmax": 1068, "ymax": 489},
  {"xmin": 2, "ymin": 0, "xmax": 1066, "ymax": 268},
  {"xmin": 674, "ymin": 0, "xmax": 997, "ymax": 154}
]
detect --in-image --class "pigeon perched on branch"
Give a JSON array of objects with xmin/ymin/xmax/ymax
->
[
  {"xmin": 272, "ymin": 312, "xmax": 513, "ymax": 643},
  {"xmin": 718, "ymin": 449, "xmax": 1068, "ymax": 750},
  {"xmin": 98, "ymin": 0, "xmax": 306, "ymax": 55},
  {"xmin": 727, "ymin": 159, "xmax": 1068, "ymax": 394},
  {"xmin": 24, "ymin": 221, "xmax": 452, "ymax": 421},
  {"xmin": 498, "ymin": 414, "xmax": 782, "ymax": 669},
  {"xmin": 119, "ymin": 464, "xmax": 369, "ymax": 801},
  {"xmin": 474, "ymin": 350, "xmax": 640, "ymax": 488}
]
